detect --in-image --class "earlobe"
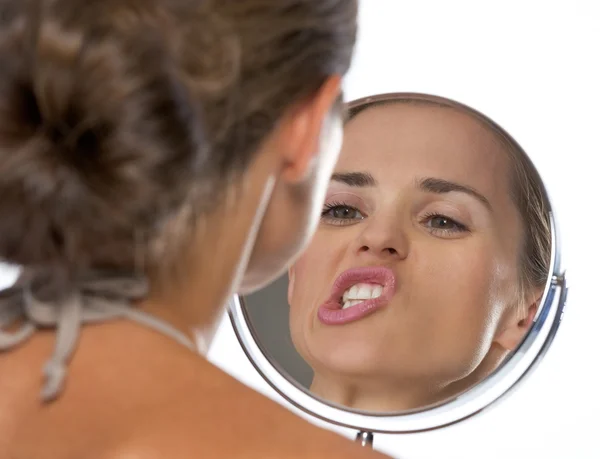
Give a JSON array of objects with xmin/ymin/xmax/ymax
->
[
  {"xmin": 495, "ymin": 299, "xmax": 539, "ymax": 351},
  {"xmin": 278, "ymin": 75, "xmax": 342, "ymax": 184},
  {"xmin": 518, "ymin": 303, "xmax": 537, "ymax": 328}
]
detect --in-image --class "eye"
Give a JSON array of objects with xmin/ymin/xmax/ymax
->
[
  {"xmin": 421, "ymin": 213, "xmax": 469, "ymax": 235},
  {"xmin": 321, "ymin": 202, "xmax": 365, "ymax": 225}
]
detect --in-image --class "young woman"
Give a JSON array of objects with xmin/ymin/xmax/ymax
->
[
  {"xmin": 288, "ymin": 94, "xmax": 551, "ymax": 412},
  {"xmin": 0, "ymin": 0, "xmax": 387, "ymax": 457}
]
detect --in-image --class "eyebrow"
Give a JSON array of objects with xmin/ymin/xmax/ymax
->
[
  {"xmin": 330, "ymin": 173, "xmax": 492, "ymax": 211},
  {"xmin": 331, "ymin": 172, "xmax": 377, "ymax": 187},
  {"xmin": 418, "ymin": 177, "xmax": 492, "ymax": 211}
]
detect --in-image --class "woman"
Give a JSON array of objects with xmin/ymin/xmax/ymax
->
[
  {"xmin": 0, "ymin": 0, "xmax": 388, "ymax": 457},
  {"xmin": 288, "ymin": 93, "xmax": 551, "ymax": 412}
]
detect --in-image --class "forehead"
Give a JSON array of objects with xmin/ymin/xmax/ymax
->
[{"xmin": 340, "ymin": 103, "xmax": 512, "ymax": 196}]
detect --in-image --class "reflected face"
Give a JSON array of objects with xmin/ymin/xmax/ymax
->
[{"xmin": 288, "ymin": 103, "xmax": 530, "ymax": 404}]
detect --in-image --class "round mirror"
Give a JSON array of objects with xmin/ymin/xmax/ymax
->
[{"xmin": 229, "ymin": 92, "xmax": 567, "ymax": 436}]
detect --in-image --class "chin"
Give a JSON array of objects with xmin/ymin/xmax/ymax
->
[
  {"xmin": 238, "ymin": 272, "xmax": 277, "ymax": 295},
  {"xmin": 238, "ymin": 257, "xmax": 291, "ymax": 295},
  {"xmin": 239, "ymin": 236, "xmax": 310, "ymax": 294},
  {"xmin": 307, "ymin": 342, "xmax": 385, "ymax": 377}
]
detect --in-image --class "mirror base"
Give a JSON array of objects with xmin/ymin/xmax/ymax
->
[{"xmin": 355, "ymin": 431, "xmax": 374, "ymax": 448}]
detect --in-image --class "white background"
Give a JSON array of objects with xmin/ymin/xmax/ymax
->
[
  {"xmin": 208, "ymin": 1, "xmax": 600, "ymax": 458},
  {"xmin": 0, "ymin": 1, "xmax": 598, "ymax": 458}
]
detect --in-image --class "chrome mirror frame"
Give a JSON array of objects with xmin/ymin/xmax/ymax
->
[{"xmin": 228, "ymin": 93, "xmax": 567, "ymax": 434}]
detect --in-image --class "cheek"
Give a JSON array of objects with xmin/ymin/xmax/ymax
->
[
  {"xmin": 415, "ymin": 242, "xmax": 493, "ymax": 294},
  {"xmin": 289, "ymin": 231, "xmax": 346, "ymax": 313},
  {"xmin": 288, "ymin": 232, "xmax": 344, "ymax": 356},
  {"xmin": 411, "ymin": 242, "xmax": 503, "ymax": 350},
  {"xmin": 251, "ymin": 175, "xmax": 320, "ymax": 270}
]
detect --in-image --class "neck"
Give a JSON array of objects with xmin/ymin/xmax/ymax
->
[
  {"xmin": 309, "ymin": 346, "xmax": 510, "ymax": 412},
  {"xmin": 139, "ymin": 173, "xmax": 277, "ymax": 352},
  {"xmin": 310, "ymin": 373, "xmax": 444, "ymax": 412}
]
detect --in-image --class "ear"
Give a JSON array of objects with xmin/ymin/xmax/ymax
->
[
  {"xmin": 275, "ymin": 75, "xmax": 342, "ymax": 184},
  {"xmin": 287, "ymin": 265, "xmax": 296, "ymax": 305},
  {"xmin": 495, "ymin": 293, "xmax": 541, "ymax": 351}
]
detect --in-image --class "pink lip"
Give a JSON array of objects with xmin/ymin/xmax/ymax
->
[{"xmin": 317, "ymin": 266, "xmax": 397, "ymax": 326}]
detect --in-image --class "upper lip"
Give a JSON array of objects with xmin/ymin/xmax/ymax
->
[{"xmin": 324, "ymin": 265, "xmax": 398, "ymax": 306}]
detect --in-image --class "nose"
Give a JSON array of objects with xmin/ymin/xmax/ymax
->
[{"xmin": 352, "ymin": 212, "xmax": 408, "ymax": 261}]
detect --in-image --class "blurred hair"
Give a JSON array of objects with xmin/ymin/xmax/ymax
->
[{"xmin": 0, "ymin": 0, "xmax": 358, "ymax": 288}]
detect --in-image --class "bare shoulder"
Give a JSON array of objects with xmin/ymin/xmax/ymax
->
[
  {"xmin": 106, "ymin": 356, "xmax": 390, "ymax": 459},
  {"xmin": 0, "ymin": 323, "xmax": 389, "ymax": 459}
]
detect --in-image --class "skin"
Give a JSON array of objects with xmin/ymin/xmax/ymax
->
[
  {"xmin": 288, "ymin": 103, "xmax": 541, "ymax": 412},
  {"xmin": 0, "ymin": 77, "xmax": 388, "ymax": 459}
]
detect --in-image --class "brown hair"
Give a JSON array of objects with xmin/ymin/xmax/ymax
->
[
  {"xmin": 346, "ymin": 93, "xmax": 552, "ymax": 300},
  {"xmin": 0, "ymin": 0, "xmax": 357, "ymax": 283}
]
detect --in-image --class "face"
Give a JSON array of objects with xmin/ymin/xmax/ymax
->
[
  {"xmin": 240, "ymin": 99, "xmax": 344, "ymax": 294},
  {"xmin": 288, "ymin": 103, "xmax": 531, "ymax": 404}
]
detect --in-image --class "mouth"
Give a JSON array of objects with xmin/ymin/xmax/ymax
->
[{"xmin": 317, "ymin": 266, "xmax": 397, "ymax": 326}]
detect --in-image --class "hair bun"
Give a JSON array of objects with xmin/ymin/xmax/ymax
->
[{"xmin": 0, "ymin": 11, "xmax": 203, "ymax": 271}]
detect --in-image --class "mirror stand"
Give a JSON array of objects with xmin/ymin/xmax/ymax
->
[{"xmin": 356, "ymin": 431, "xmax": 374, "ymax": 448}]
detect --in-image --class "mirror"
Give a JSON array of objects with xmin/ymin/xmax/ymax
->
[{"xmin": 230, "ymin": 93, "xmax": 566, "ymax": 435}]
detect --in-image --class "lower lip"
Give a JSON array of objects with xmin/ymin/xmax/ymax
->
[
  {"xmin": 317, "ymin": 267, "xmax": 396, "ymax": 326},
  {"xmin": 317, "ymin": 294, "xmax": 389, "ymax": 325}
]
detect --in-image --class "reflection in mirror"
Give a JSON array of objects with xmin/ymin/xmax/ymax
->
[{"xmin": 242, "ymin": 93, "xmax": 552, "ymax": 414}]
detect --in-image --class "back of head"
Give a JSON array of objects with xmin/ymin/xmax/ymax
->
[{"xmin": 0, "ymin": 0, "xmax": 357, "ymax": 289}]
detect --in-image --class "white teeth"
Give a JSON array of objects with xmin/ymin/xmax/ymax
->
[
  {"xmin": 357, "ymin": 284, "xmax": 371, "ymax": 299},
  {"xmin": 371, "ymin": 285, "xmax": 383, "ymax": 299},
  {"xmin": 342, "ymin": 285, "xmax": 358, "ymax": 301},
  {"xmin": 341, "ymin": 282, "xmax": 384, "ymax": 306},
  {"xmin": 342, "ymin": 299, "xmax": 364, "ymax": 310}
]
